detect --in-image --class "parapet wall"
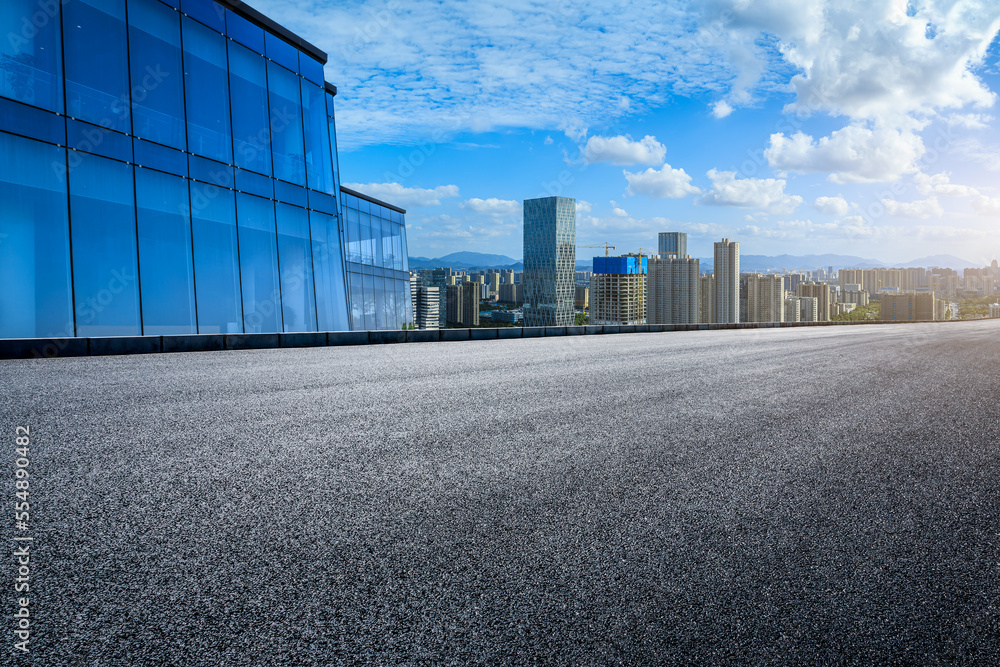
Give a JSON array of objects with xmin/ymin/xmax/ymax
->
[{"xmin": 0, "ymin": 319, "xmax": 967, "ymax": 360}]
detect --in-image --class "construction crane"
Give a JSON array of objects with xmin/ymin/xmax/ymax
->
[{"xmin": 578, "ymin": 242, "xmax": 616, "ymax": 257}]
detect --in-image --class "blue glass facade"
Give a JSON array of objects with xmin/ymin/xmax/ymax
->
[
  {"xmin": 0, "ymin": 0, "xmax": 407, "ymax": 339},
  {"xmin": 341, "ymin": 188, "xmax": 412, "ymax": 331}
]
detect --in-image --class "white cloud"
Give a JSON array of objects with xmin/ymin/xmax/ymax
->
[
  {"xmin": 624, "ymin": 163, "xmax": 702, "ymax": 199},
  {"xmin": 543, "ymin": 136, "xmax": 554, "ymax": 145},
  {"xmin": 765, "ymin": 125, "xmax": 925, "ymax": 183},
  {"xmin": 913, "ymin": 173, "xmax": 979, "ymax": 197},
  {"xmin": 581, "ymin": 134, "xmax": 667, "ymax": 166},
  {"xmin": 610, "ymin": 201, "xmax": 629, "ymax": 217},
  {"xmin": 881, "ymin": 197, "xmax": 944, "ymax": 219},
  {"xmin": 973, "ymin": 196, "xmax": 1000, "ymax": 215},
  {"xmin": 461, "ymin": 197, "xmax": 521, "ymax": 216},
  {"xmin": 946, "ymin": 113, "xmax": 993, "ymax": 129},
  {"xmin": 576, "ymin": 200, "xmax": 593, "ymax": 215},
  {"xmin": 699, "ymin": 1, "xmax": 1000, "ymax": 124},
  {"xmin": 711, "ymin": 101, "xmax": 733, "ymax": 118},
  {"xmin": 701, "ymin": 169, "xmax": 802, "ymax": 213},
  {"xmin": 813, "ymin": 196, "xmax": 851, "ymax": 216},
  {"xmin": 343, "ymin": 182, "xmax": 460, "ymax": 208}
]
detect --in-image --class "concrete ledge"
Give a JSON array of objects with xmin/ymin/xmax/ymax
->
[
  {"xmin": 440, "ymin": 329, "xmax": 471, "ymax": 341},
  {"xmin": 90, "ymin": 336, "xmax": 162, "ymax": 356},
  {"xmin": 3, "ymin": 318, "xmax": 975, "ymax": 359},
  {"xmin": 328, "ymin": 331, "xmax": 369, "ymax": 346},
  {"xmin": 162, "ymin": 334, "xmax": 224, "ymax": 353},
  {"xmin": 471, "ymin": 328, "xmax": 498, "ymax": 340},
  {"xmin": 0, "ymin": 337, "xmax": 88, "ymax": 359},
  {"xmin": 370, "ymin": 330, "xmax": 406, "ymax": 344},
  {"xmin": 226, "ymin": 333, "xmax": 280, "ymax": 350},
  {"xmin": 406, "ymin": 330, "xmax": 438, "ymax": 343},
  {"xmin": 280, "ymin": 332, "xmax": 327, "ymax": 348}
]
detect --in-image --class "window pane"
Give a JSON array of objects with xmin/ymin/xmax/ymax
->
[
  {"xmin": 0, "ymin": 133, "xmax": 73, "ymax": 338},
  {"xmin": 399, "ymin": 221, "xmax": 409, "ymax": 272},
  {"xmin": 382, "ymin": 219, "xmax": 394, "ymax": 269},
  {"xmin": 69, "ymin": 152, "xmax": 141, "ymax": 336},
  {"xmin": 310, "ymin": 211, "xmax": 349, "ymax": 331},
  {"xmin": 191, "ymin": 183, "xmax": 241, "ymax": 333},
  {"xmin": 275, "ymin": 203, "xmax": 317, "ymax": 332},
  {"xmin": 370, "ymin": 213, "xmax": 383, "ymax": 268},
  {"xmin": 183, "ymin": 17, "xmax": 231, "ymax": 162},
  {"xmin": 398, "ymin": 279, "xmax": 410, "ymax": 327},
  {"xmin": 236, "ymin": 193, "xmax": 281, "ymax": 333},
  {"xmin": 359, "ymin": 211, "xmax": 374, "ymax": 265},
  {"xmin": 392, "ymin": 224, "xmax": 403, "ymax": 271},
  {"xmin": 267, "ymin": 61, "xmax": 305, "ymax": 185},
  {"xmin": 346, "ymin": 207, "xmax": 361, "ymax": 263},
  {"xmin": 348, "ymin": 272, "xmax": 363, "ymax": 330},
  {"xmin": 363, "ymin": 272, "xmax": 375, "ymax": 330},
  {"xmin": 0, "ymin": 0, "xmax": 63, "ymax": 112},
  {"xmin": 64, "ymin": 0, "xmax": 130, "ymax": 132},
  {"xmin": 127, "ymin": 0, "xmax": 185, "ymax": 148},
  {"xmin": 136, "ymin": 168, "xmax": 196, "ymax": 334},
  {"xmin": 301, "ymin": 80, "xmax": 333, "ymax": 194},
  {"xmin": 229, "ymin": 42, "xmax": 271, "ymax": 175}
]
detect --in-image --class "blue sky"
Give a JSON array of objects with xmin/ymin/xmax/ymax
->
[{"xmin": 251, "ymin": 0, "xmax": 1000, "ymax": 265}]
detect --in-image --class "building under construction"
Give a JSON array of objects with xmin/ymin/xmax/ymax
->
[{"xmin": 590, "ymin": 256, "xmax": 647, "ymax": 325}]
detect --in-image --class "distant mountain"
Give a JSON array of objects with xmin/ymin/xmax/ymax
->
[
  {"xmin": 408, "ymin": 252, "xmax": 519, "ymax": 270},
  {"xmin": 896, "ymin": 254, "xmax": 978, "ymax": 270}
]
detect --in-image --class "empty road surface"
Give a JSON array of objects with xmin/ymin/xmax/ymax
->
[{"xmin": 2, "ymin": 321, "xmax": 999, "ymax": 665}]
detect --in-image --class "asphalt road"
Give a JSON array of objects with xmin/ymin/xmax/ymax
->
[{"xmin": 2, "ymin": 321, "xmax": 999, "ymax": 665}]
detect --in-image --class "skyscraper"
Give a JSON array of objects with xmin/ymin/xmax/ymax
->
[
  {"xmin": 523, "ymin": 197, "xmax": 576, "ymax": 326},
  {"xmin": 658, "ymin": 232, "xmax": 687, "ymax": 258},
  {"xmin": 647, "ymin": 254, "xmax": 700, "ymax": 324},
  {"xmin": 797, "ymin": 282, "xmax": 832, "ymax": 321},
  {"xmin": 714, "ymin": 238, "xmax": 740, "ymax": 323},
  {"xmin": 699, "ymin": 274, "xmax": 716, "ymax": 324},
  {"xmin": 744, "ymin": 273, "xmax": 785, "ymax": 323}
]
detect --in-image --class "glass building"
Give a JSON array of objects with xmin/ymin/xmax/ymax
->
[
  {"xmin": 0, "ymin": 0, "xmax": 409, "ymax": 339},
  {"xmin": 522, "ymin": 196, "xmax": 576, "ymax": 327}
]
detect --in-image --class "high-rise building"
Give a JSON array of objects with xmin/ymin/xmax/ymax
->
[
  {"xmin": 591, "ymin": 256, "xmax": 647, "ymax": 325},
  {"xmin": 784, "ymin": 297, "xmax": 801, "ymax": 323},
  {"xmin": 880, "ymin": 292, "xmax": 938, "ymax": 321},
  {"xmin": 699, "ymin": 274, "xmax": 716, "ymax": 324},
  {"xmin": 410, "ymin": 281, "xmax": 440, "ymax": 330},
  {"xmin": 498, "ymin": 283, "xmax": 522, "ymax": 304},
  {"xmin": 462, "ymin": 280, "xmax": 480, "ymax": 326},
  {"xmin": 658, "ymin": 232, "xmax": 687, "ymax": 258},
  {"xmin": 522, "ymin": 196, "xmax": 576, "ymax": 326},
  {"xmin": 575, "ymin": 286, "xmax": 590, "ymax": 310},
  {"xmin": 446, "ymin": 284, "xmax": 464, "ymax": 325},
  {"xmin": 0, "ymin": 0, "xmax": 411, "ymax": 339},
  {"xmin": 799, "ymin": 296, "xmax": 819, "ymax": 322},
  {"xmin": 743, "ymin": 273, "xmax": 784, "ymax": 323},
  {"xmin": 647, "ymin": 255, "xmax": 699, "ymax": 324},
  {"xmin": 419, "ymin": 268, "xmax": 450, "ymax": 329},
  {"xmin": 796, "ymin": 283, "xmax": 832, "ymax": 321},
  {"xmin": 714, "ymin": 238, "xmax": 740, "ymax": 323}
]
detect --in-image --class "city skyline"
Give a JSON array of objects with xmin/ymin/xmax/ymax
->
[{"xmin": 250, "ymin": 0, "xmax": 1000, "ymax": 264}]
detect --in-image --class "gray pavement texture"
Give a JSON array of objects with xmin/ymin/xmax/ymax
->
[{"xmin": 2, "ymin": 321, "xmax": 1000, "ymax": 666}]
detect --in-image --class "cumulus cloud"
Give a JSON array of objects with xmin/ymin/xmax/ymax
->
[
  {"xmin": 711, "ymin": 101, "xmax": 733, "ymax": 118},
  {"xmin": 913, "ymin": 172, "xmax": 980, "ymax": 197},
  {"xmin": 581, "ymin": 134, "xmax": 667, "ymax": 166},
  {"xmin": 576, "ymin": 200, "xmax": 593, "ymax": 215},
  {"xmin": 461, "ymin": 198, "xmax": 521, "ymax": 216},
  {"xmin": 973, "ymin": 196, "xmax": 1000, "ymax": 215},
  {"xmin": 881, "ymin": 197, "xmax": 944, "ymax": 219},
  {"xmin": 623, "ymin": 163, "xmax": 702, "ymax": 199},
  {"xmin": 343, "ymin": 182, "xmax": 460, "ymax": 208},
  {"xmin": 610, "ymin": 201, "xmax": 629, "ymax": 217},
  {"xmin": 699, "ymin": 0, "xmax": 1000, "ymax": 123},
  {"xmin": 765, "ymin": 125, "xmax": 925, "ymax": 183},
  {"xmin": 701, "ymin": 169, "xmax": 802, "ymax": 213},
  {"xmin": 813, "ymin": 195, "xmax": 851, "ymax": 216}
]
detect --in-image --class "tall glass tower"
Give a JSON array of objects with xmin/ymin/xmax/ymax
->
[{"xmin": 522, "ymin": 196, "xmax": 576, "ymax": 327}]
